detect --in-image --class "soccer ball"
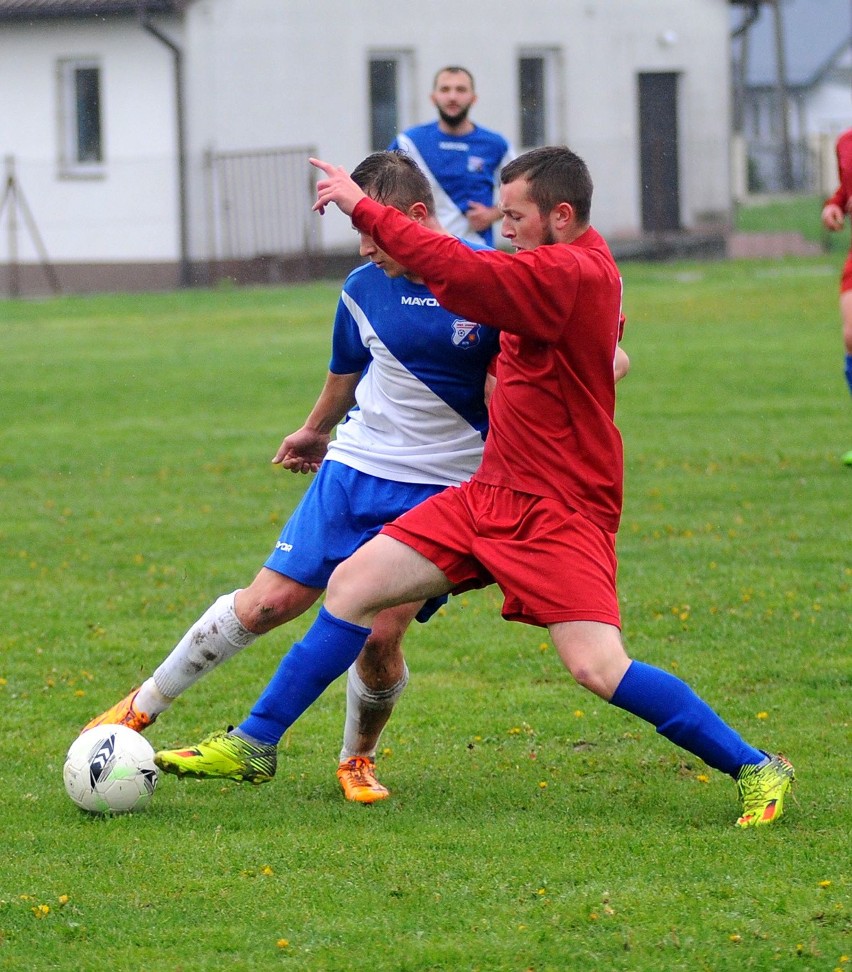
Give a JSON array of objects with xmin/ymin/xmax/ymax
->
[{"xmin": 64, "ymin": 724, "xmax": 159, "ymax": 814}]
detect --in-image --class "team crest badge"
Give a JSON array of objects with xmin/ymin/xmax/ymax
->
[{"xmin": 452, "ymin": 320, "xmax": 481, "ymax": 348}]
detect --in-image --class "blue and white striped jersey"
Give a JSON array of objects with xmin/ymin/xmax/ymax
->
[
  {"xmin": 327, "ymin": 261, "xmax": 499, "ymax": 486},
  {"xmin": 390, "ymin": 122, "xmax": 515, "ymax": 245}
]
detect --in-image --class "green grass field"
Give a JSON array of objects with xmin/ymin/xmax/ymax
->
[
  {"xmin": 735, "ymin": 194, "xmax": 848, "ymax": 254},
  {"xmin": 1, "ymin": 257, "xmax": 849, "ymax": 971}
]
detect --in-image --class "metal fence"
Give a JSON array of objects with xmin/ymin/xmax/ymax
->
[
  {"xmin": 746, "ymin": 137, "xmax": 817, "ymax": 194},
  {"xmin": 205, "ymin": 146, "xmax": 319, "ymax": 262}
]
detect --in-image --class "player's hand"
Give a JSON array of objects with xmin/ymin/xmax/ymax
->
[
  {"xmin": 465, "ymin": 201, "xmax": 499, "ymax": 233},
  {"xmin": 310, "ymin": 158, "xmax": 367, "ymax": 217},
  {"xmin": 822, "ymin": 203, "xmax": 845, "ymax": 232},
  {"xmin": 272, "ymin": 427, "xmax": 331, "ymax": 474}
]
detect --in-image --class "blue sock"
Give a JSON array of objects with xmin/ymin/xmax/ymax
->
[
  {"xmin": 845, "ymin": 354, "xmax": 852, "ymax": 397},
  {"xmin": 609, "ymin": 660, "xmax": 764, "ymax": 777},
  {"xmin": 238, "ymin": 606, "xmax": 370, "ymax": 746}
]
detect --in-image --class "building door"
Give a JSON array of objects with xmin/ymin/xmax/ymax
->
[{"xmin": 638, "ymin": 72, "xmax": 680, "ymax": 232}]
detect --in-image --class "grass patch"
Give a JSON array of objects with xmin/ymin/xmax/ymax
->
[
  {"xmin": 735, "ymin": 194, "xmax": 848, "ymax": 254},
  {"xmin": 1, "ymin": 260, "xmax": 849, "ymax": 970}
]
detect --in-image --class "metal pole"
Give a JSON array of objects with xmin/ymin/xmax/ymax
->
[
  {"xmin": 5, "ymin": 156, "xmax": 19, "ymax": 298},
  {"xmin": 772, "ymin": 0, "xmax": 794, "ymax": 190},
  {"xmin": 139, "ymin": 2, "xmax": 191, "ymax": 287}
]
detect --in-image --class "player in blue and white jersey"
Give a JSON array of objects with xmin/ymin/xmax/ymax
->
[
  {"xmin": 84, "ymin": 151, "xmax": 500, "ymax": 803},
  {"xmin": 390, "ymin": 66, "xmax": 515, "ymax": 246}
]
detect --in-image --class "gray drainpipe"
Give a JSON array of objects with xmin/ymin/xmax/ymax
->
[{"xmin": 138, "ymin": 1, "xmax": 191, "ymax": 287}]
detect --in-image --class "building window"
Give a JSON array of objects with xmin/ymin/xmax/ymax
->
[
  {"xmin": 59, "ymin": 59, "xmax": 103, "ymax": 174},
  {"xmin": 518, "ymin": 50, "xmax": 562, "ymax": 148},
  {"xmin": 368, "ymin": 52, "xmax": 413, "ymax": 150}
]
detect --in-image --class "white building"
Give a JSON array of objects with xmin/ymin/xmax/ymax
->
[
  {"xmin": 0, "ymin": 0, "xmax": 735, "ymax": 294},
  {"xmin": 731, "ymin": 0, "xmax": 852, "ymax": 195}
]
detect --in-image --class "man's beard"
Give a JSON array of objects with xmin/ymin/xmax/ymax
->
[
  {"xmin": 437, "ymin": 105, "xmax": 471, "ymax": 128},
  {"xmin": 541, "ymin": 224, "xmax": 557, "ymax": 246}
]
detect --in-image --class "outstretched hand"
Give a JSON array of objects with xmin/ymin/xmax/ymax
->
[
  {"xmin": 272, "ymin": 427, "xmax": 331, "ymax": 475},
  {"xmin": 311, "ymin": 158, "xmax": 367, "ymax": 217}
]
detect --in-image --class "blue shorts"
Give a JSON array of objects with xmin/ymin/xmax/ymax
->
[{"xmin": 265, "ymin": 460, "xmax": 449, "ymax": 621}]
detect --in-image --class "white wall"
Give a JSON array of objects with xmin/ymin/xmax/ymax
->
[
  {"xmin": 0, "ymin": 16, "xmax": 180, "ymax": 263},
  {"xmin": 1, "ymin": 0, "xmax": 732, "ymax": 271},
  {"xmin": 183, "ymin": 0, "xmax": 733, "ymax": 255}
]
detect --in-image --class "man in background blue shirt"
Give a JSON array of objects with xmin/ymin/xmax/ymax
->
[{"xmin": 390, "ymin": 66, "xmax": 515, "ymax": 246}]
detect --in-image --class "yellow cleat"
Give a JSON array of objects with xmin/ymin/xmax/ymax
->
[
  {"xmin": 82, "ymin": 688, "xmax": 155, "ymax": 734},
  {"xmin": 736, "ymin": 753, "xmax": 795, "ymax": 828},
  {"xmin": 155, "ymin": 729, "xmax": 276, "ymax": 784},
  {"xmin": 337, "ymin": 756, "xmax": 390, "ymax": 803}
]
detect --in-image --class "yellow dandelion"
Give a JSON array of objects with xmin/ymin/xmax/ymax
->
[
  {"xmin": 539, "ymin": 642, "xmax": 548, "ymax": 653},
  {"xmin": 508, "ymin": 726, "xmax": 521, "ymax": 735},
  {"xmin": 756, "ymin": 711, "xmax": 768, "ymax": 720},
  {"xmin": 517, "ymin": 923, "xmax": 527, "ymax": 931},
  {"xmin": 819, "ymin": 880, "xmax": 832, "ymax": 888},
  {"xmin": 0, "ymin": 677, "xmax": 7, "ymax": 686},
  {"xmin": 696, "ymin": 774, "xmax": 710, "ymax": 784},
  {"xmin": 729, "ymin": 934, "xmax": 742, "ymax": 944},
  {"xmin": 74, "ymin": 690, "xmax": 85, "ymax": 698},
  {"xmin": 573, "ymin": 709, "xmax": 584, "ymax": 718},
  {"xmin": 58, "ymin": 895, "xmax": 69, "ymax": 906},
  {"xmin": 538, "ymin": 781, "xmax": 548, "ymax": 789},
  {"xmin": 32, "ymin": 904, "xmax": 50, "ymax": 918},
  {"xmin": 536, "ymin": 888, "xmax": 547, "ymax": 896},
  {"xmin": 382, "ymin": 747, "xmax": 392, "ymax": 757},
  {"xmin": 261, "ymin": 865, "xmax": 274, "ymax": 876},
  {"xmin": 588, "ymin": 912, "xmax": 599, "ymax": 921},
  {"xmin": 276, "ymin": 939, "xmax": 289, "ymax": 949}
]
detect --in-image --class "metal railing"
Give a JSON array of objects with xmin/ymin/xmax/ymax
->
[{"xmin": 204, "ymin": 145, "xmax": 319, "ymax": 262}]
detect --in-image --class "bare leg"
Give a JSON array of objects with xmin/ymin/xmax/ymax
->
[
  {"xmin": 140, "ymin": 568, "xmax": 321, "ymax": 712},
  {"xmin": 339, "ymin": 601, "xmax": 421, "ymax": 760}
]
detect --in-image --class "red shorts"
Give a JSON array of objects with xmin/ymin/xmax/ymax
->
[
  {"xmin": 841, "ymin": 250, "xmax": 852, "ymax": 294},
  {"xmin": 381, "ymin": 479, "xmax": 620, "ymax": 629}
]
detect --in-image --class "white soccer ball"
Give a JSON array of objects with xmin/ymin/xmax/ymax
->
[{"xmin": 64, "ymin": 724, "xmax": 159, "ymax": 814}]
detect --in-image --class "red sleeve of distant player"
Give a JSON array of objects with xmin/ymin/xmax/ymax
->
[
  {"xmin": 352, "ymin": 197, "xmax": 580, "ymax": 344},
  {"xmin": 825, "ymin": 129, "xmax": 852, "ymax": 209}
]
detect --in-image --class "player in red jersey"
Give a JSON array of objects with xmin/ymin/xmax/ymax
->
[
  {"xmin": 157, "ymin": 147, "xmax": 793, "ymax": 828},
  {"xmin": 820, "ymin": 127, "xmax": 852, "ymax": 465}
]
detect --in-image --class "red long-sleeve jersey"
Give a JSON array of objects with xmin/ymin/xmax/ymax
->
[
  {"xmin": 352, "ymin": 197, "xmax": 625, "ymax": 533},
  {"xmin": 825, "ymin": 128, "xmax": 852, "ymax": 212}
]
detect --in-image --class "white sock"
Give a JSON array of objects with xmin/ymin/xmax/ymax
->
[
  {"xmin": 141, "ymin": 591, "xmax": 258, "ymax": 708},
  {"xmin": 339, "ymin": 661, "xmax": 409, "ymax": 761}
]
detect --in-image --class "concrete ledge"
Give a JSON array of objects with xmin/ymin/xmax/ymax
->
[{"xmin": 727, "ymin": 232, "xmax": 823, "ymax": 258}]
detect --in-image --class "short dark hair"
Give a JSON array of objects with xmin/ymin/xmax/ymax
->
[
  {"xmin": 351, "ymin": 150, "xmax": 436, "ymax": 216},
  {"xmin": 501, "ymin": 146, "xmax": 593, "ymax": 224},
  {"xmin": 432, "ymin": 65, "xmax": 475, "ymax": 90}
]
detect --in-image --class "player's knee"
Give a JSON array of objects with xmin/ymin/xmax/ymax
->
[
  {"xmin": 325, "ymin": 560, "xmax": 377, "ymax": 618},
  {"xmin": 236, "ymin": 579, "xmax": 318, "ymax": 633},
  {"xmin": 566, "ymin": 661, "xmax": 609, "ymax": 697},
  {"xmin": 561, "ymin": 649, "xmax": 629, "ymax": 700}
]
